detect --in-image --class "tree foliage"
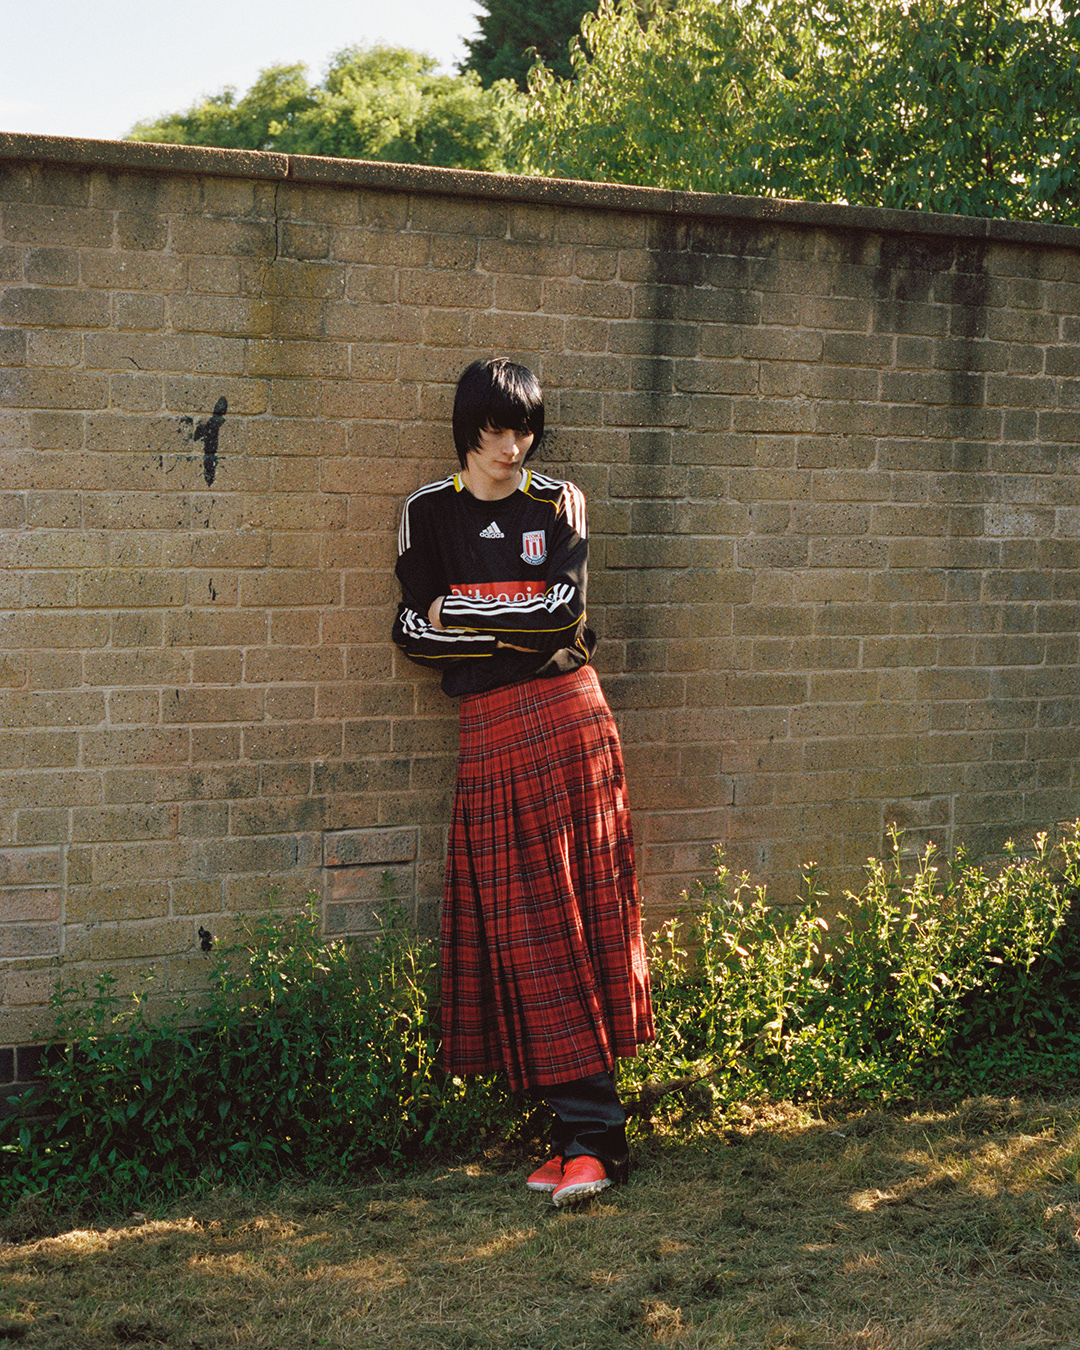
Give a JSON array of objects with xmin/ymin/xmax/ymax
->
[
  {"xmin": 128, "ymin": 47, "xmax": 521, "ymax": 173},
  {"xmin": 462, "ymin": 0, "xmax": 598, "ymax": 88},
  {"xmin": 461, "ymin": 0, "xmax": 679, "ymax": 90},
  {"xmin": 517, "ymin": 0, "xmax": 1080, "ymax": 223}
]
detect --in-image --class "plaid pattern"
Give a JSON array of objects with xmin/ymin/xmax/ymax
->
[{"xmin": 441, "ymin": 665, "xmax": 654, "ymax": 1091}]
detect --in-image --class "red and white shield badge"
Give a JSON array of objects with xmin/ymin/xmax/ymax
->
[{"xmin": 521, "ymin": 530, "xmax": 547, "ymax": 564}]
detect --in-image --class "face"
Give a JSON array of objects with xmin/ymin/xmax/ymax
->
[{"xmin": 464, "ymin": 425, "xmax": 535, "ymax": 499}]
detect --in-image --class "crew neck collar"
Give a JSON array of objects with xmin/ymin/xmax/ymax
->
[{"xmin": 454, "ymin": 468, "xmax": 530, "ymax": 502}]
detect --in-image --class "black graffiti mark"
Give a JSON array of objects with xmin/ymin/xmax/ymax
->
[{"xmin": 192, "ymin": 396, "xmax": 228, "ymax": 486}]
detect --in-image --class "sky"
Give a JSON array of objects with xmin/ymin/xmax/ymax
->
[{"xmin": 2, "ymin": 0, "xmax": 485, "ymax": 142}]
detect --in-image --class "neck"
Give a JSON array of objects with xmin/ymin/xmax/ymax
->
[{"xmin": 461, "ymin": 466, "xmax": 523, "ymax": 501}]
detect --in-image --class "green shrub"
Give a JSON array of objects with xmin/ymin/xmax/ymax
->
[
  {"xmin": 622, "ymin": 823, "xmax": 1080, "ymax": 1115},
  {"xmin": 929, "ymin": 874, "xmax": 1080, "ymax": 1093},
  {"xmin": 0, "ymin": 904, "xmax": 518, "ymax": 1211}
]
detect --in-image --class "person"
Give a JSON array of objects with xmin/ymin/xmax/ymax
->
[{"xmin": 392, "ymin": 358, "xmax": 654, "ymax": 1207}]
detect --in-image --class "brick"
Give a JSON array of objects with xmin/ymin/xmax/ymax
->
[
  {"xmin": 0, "ymin": 688, "xmax": 106, "ymax": 730},
  {"xmin": 67, "ymin": 880, "xmax": 171, "ymax": 922},
  {"xmin": 0, "ymin": 888, "xmax": 60, "ymax": 921},
  {"xmin": 0, "ymin": 923, "xmax": 59, "ymax": 959},
  {"xmin": 479, "ymin": 238, "xmax": 574, "ymax": 277},
  {"xmin": 0, "ymin": 326, "xmax": 27, "ymax": 366},
  {"xmin": 394, "ymin": 266, "xmax": 492, "ymax": 309},
  {"xmin": 24, "ymin": 331, "xmax": 79, "ymax": 373},
  {"xmin": 242, "ymin": 647, "xmax": 344, "ymax": 685},
  {"xmin": 197, "ymin": 833, "xmax": 316, "ymax": 879},
  {"xmin": 2, "ymin": 201, "xmax": 110, "ymax": 248},
  {"xmin": 167, "ymin": 214, "xmax": 276, "ymax": 258},
  {"xmin": 0, "ymin": 846, "xmax": 62, "ymax": 885},
  {"xmin": 23, "ymin": 247, "xmax": 77, "ymax": 288},
  {"xmin": 0, "ymin": 286, "xmax": 109, "ymax": 329},
  {"xmin": 238, "ymin": 570, "xmax": 340, "ymax": 608},
  {"xmin": 11, "ymin": 804, "xmax": 63, "ymax": 847},
  {"xmin": 230, "ymin": 796, "xmax": 326, "ymax": 837},
  {"xmin": 540, "ymin": 277, "xmax": 630, "ymax": 320},
  {"xmin": 325, "ymin": 893, "xmax": 406, "ymax": 935},
  {"xmin": 187, "ymin": 649, "xmax": 242, "ymax": 686},
  {"xmin": 0, "ymin": 651, "xmax": 26, "ymax": 689},
  {"xmin": 218, "ymin": 871, "xmax": 322, "ymax": 918},
  {"xmin": 158, "ymin": 687, "xmax": 261, "ymax": 726},
  {"xmin": 241, "ymin": 724, "xmax": 341, "ymax": 762},
  {"xmin": 674, "ymin": 358, "xmax": 757, "ymax": 396},
  {"xmin": 81, "ymin": 728, "xmax": 190, "ymax": 768},
  {"xmin": 0, "ymin": 367, "xmax": 110, "ymax": 409},
  {"xmin": 250, "ymin": 765, "xmax": 309, "ymax": 801},
  {"xmin": 264, "ymin": 688, "xmax": 317, "ymax": 723},
  {"xmin": 78, "ymin": 568, "xmax": 188, "ymax": 608},
  {"xmin": 167, "ymin": 880, "xmax": 225, "ymax": 920},
  {"xmin": 88, "ymin": 839, "xmax": 193, "ymax": 886},
  {"xmin": 406, "ymin": 194, "xmax": 506, "ymax": 237},
  {"xmin": 81, "ymin": 918, "xmax": 192, "ymax": 962}
]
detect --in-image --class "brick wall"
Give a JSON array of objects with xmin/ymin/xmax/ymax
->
[{"xmin": 2, "ymin": 132, "xmax": 1079, "ymax": 1065}]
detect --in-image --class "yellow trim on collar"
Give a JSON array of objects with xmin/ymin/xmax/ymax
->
[{"xmin": 454, "ymin": 469, "xmax": 531, "ymax": 493}]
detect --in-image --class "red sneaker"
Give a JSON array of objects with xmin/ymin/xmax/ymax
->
[
  {"xmin": 552, "ymin": 1155, "xmax": 610, "ymax": 1207},
  {"xmin": 526, "ymin": 1157, "xmax": 564, "ymax": 1191}
]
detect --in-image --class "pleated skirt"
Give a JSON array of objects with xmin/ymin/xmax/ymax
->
[{"xmin": 441, "ymin": 664, "xmax": 654, "ymax": 1091}]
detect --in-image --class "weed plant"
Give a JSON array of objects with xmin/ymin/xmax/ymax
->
[
  {"xmin": 3, "ymin": 825, "xmax": 1080, "ymax": 1214},
  {"xmin": 625, "ymin": 822, "xmax": 1080, "ymax": 1121},
  {"xmin": 0, "ymin": 906, "xmax": 516, "ymax": 1212}
]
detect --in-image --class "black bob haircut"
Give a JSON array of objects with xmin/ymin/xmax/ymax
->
[{"xmin": 452, "ymin": 358, "xmax": 545, "ymax": 468}]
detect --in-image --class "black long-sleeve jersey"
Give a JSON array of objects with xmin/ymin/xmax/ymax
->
[{"xmin": 392, "ymin": 468, "xmax": 597, "ymax": 697}]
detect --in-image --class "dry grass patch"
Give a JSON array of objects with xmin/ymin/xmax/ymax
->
[{"xmin": 3, "ymin": 1095, "xmax": 1080, "ymax": 1349}]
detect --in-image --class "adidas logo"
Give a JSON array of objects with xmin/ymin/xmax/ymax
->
[{"xmin": 479, "ymin": 521, "xmax": 504, "ymax": 539}]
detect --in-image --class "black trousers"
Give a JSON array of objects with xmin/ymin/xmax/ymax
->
[{"xmin": 535, "ymin": 1070, "xmax": 629, "ymax": 1184}]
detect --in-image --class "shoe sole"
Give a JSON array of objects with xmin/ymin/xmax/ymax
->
[
  {"xmin": 552, "ymin": 1178, "xmax": 611, "ymax": 1207},
  {"xmin": 526, "ymin": 1180, "xmax": 559, "ymax": 1192}
]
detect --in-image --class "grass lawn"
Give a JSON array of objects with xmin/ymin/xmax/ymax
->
[{"xmin": 3, "ymin": 1094, "xmax": 1079, "ymax": 1349}]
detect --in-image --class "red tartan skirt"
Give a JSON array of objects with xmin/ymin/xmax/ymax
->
[{"xmin": 441, "ymin": 664, "xmax": 654, "ymax": 1091}]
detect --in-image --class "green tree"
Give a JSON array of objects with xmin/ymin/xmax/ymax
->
[
  {"xmin": 516, "ymin": 0, "xmax": 1080, "ymax": 223},
  {"xmin": 128, "ymin": 63, "xmax": 315, "ymax": 152},
  {"xmin": 462, "ymin": 0, "xmax": 598, "ymax": 88},
  {"xmin": 461, "ymin": 0, "xmax": 677, "ymax": 90},
  {"xmin": 129, "ymin": 46, "xmax": 522, "ymax": 173}
]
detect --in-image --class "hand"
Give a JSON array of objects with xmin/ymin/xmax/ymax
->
[
  {"xmin": 496, "ymin": 640, "xmax": 535, "ymax": 652},
  {"xmin": 428, "ymin": 596, "xmax": 445, "ymax": 629}
]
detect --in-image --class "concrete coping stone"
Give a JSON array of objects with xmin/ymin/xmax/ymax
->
[
  {"xmin": 0, "ymin": 132, "xmax": 289, "ymax": 181},
  {"xmin": 3, "ymin": 129, "xmax": 1080, "ymax": 251}
]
